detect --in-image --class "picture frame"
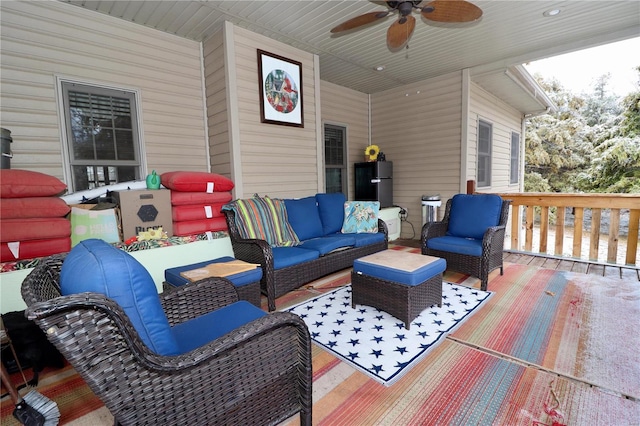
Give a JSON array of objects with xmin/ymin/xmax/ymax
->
[{"xmin": 257, "ymin": 49, "xmax": 304, "ymax": 127}]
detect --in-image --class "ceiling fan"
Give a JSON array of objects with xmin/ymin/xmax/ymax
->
[{"xmin": 330, "ymin": 1, "xmax": 483, "ymax": 50}]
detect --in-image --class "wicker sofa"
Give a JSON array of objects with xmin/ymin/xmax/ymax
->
[{"xmin": 223, "ymin": 193, "xmax": 388, "ymax": 311}]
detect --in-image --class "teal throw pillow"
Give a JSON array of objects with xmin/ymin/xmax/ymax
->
[{"xmin": 341, "ymin": 201, "xmax": 380, "ymax": 234}]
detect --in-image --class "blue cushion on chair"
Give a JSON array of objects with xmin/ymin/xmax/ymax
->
[
  {"xmin": 298, "ymin": 235, "xmax": 355, "ymax": 255},
  {"xmin": 316, "ymin": 193, "xmax": 346, "ymax": 235},
  {"xmin": 447, "ymin": 194, "xmax": 503, "ymax": 240},
  {"xmin": 171, "ymin": 301, "xmax": 266, "ymax": 354},
  {"xmin": 60, "ymin": 239, "xmax": 179, "ymax": 356},
  {"xmin": 271, "ymin": 246, "xmax": 320, "ymax": 269},
  {"xmin": 284, "ymin": 197, "xmax": 324, "ymax": 240},
  {"xmin": 427, "ymin": 236, "xmax": 483, "ymax": 257},
  {"xmin": 349, "ymin": 232, "xmax": 386, "ymax": 247}
]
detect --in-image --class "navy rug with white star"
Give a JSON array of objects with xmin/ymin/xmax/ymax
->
[{"xmin": 286, "ymin": 283, "xmax": 492, "ymax": 386}]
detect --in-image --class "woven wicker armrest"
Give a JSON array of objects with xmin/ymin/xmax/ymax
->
[
  {"xmin": 160, "ymin": 277, "xmax": 239, "ymax": 325},
  {"xmin": 421, "ymin": 221, "xmax": 448, "ymax": 253},
  {"xmin": 482, "ymin": 225, "xmax": 507, "ymax": 249},
  {"xmin": 378, "ymin": 218, "xmax": 389, "ymax": 235}
]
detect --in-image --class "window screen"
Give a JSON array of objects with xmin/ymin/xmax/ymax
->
[
  {"xmin": 324, "ymin": 124, "xmax": 347, "ymax": 194},
  {"xmin": 510, "ymin": 131, "xmax": 520, "ymax": 184},
  {"xmin": 477, "ymin": 120, "xmax": 492, "ymax": 187}
]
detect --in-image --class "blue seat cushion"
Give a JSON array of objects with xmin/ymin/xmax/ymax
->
[
  {"xmin": 353, "ymin": 254, "xmax": 446, "ymax": 286},
  {"xmin": 447, "ymin": 194, "xmax": 503, "ymax": 240},
  {"xmin": 284, "ymin": 196, "xmax": 324, "ymax": 240},
  {"xmin": 316, "ymin": 193, "xmax": 346, "ymax": 235},
  {"xmin": 171, "ymin": 301, "xmax": 266, "ymax": 354},
  {"xmin": 271, "ymin": 246, "xmax": 320, "ymax": 270},
  {"xmin": 427, "ymin": 235, "xmax": 483, "ymax": 257},
  {"xmin": 60, "ymin": 239, "xmax": 179, "ymax": 356},
  {"xmin": 348, "ymin": 231, "xmax": 386, "ymax": 247},
  {"xmin": 298, "ymin": 235, "xmax": 355, "ymax": 256},
  {"xmin": 164, "ymin": 256, "xmax": 263, "ymax": 287}
]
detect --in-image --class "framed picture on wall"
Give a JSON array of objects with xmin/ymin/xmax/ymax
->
[{"xmin": 257, "ymin": 49, "xmax": 304, "ymax": 127}]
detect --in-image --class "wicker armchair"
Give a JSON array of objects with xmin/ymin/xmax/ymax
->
[
  {"xmin": 421, "ymin": 194, "xmax": 511, "ymax": 291},
  {"xmin": 21, "ymin": 251, "xmax": 312, "ymax": 426}
]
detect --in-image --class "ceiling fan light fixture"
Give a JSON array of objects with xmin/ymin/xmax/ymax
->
[{"xmin": 374, "ymin": 65, "xmax": 386, "ymax": 71}]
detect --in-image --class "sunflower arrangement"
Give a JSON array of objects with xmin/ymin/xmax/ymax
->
[{"xmin": 364, "ymin": 144, "xmax": 380, "ymax": 161}]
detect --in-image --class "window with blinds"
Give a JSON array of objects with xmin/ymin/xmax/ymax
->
[
  {"xmin": 62, "ymin": 82, "xmax": 141, "ymax": 191},
  {"xmin": 324, "ymin": 124, "xmax": 347, "ymax": 194},
  {"xmin": 510, "ymin": 131, "xmax": 520, "ymax": 184},
  {"xmin": 477, "ymin": 120, "xmax": 492, "ymax": 187}
]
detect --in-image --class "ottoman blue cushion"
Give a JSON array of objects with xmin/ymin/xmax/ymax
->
[
  {"xmin": 60, "ymin": 239, "xmax": 179, "ymax": 356},
  {"xmin": 164, "ymin": 256, "xmax": 263, "ymax": 287},
  {"xmin": 353, "ymin": 252, "xmax": 446, "ymax": 286},
  {"xmin": 171, "ymin": 301, "xmax": 266, "ymax": 354}
]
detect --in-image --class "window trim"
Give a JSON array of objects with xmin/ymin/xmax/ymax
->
[
  {"xmin": 55, "ymin": 76, "xmax": 147, "ymax": 192},
  {"xmin": 477, "ymin": 119, "xmax": 492, "ymax": 188},
  {"xmin": 510, "ymin": 131, "xmax": 521, "ymax": 185},
  {"xmin": 323, "ymin": 122, "xmax": 348, "ymax": 194}
]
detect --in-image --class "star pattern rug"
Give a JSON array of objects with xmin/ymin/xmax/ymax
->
[{"xmin": 286, "ymin": 282, "xmax": 492, "ymax": 385}]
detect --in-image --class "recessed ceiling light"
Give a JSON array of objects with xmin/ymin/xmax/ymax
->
[
  {"xmin": 374, "ymin": 65, "xmax": 385, "ymax": 71},
  {"xmin": 543, "ymin": 8, "xmax": 561, "ymax": 17}
]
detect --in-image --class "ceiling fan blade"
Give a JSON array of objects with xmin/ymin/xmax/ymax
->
[
  {"xmin": 330, "ymin": 10, "xmax": 391, "ymax": 33},
  {"xmin": 421, "ymin": 0, "xmax": 483, "ymax": 23},
  {"xmin": 387, "ymin": 15, "xmax": 416, "ymax": 49}
]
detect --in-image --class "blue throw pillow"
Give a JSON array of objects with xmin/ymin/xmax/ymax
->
[
  {"xmin": 60, "ymin": 239, "xmax": 179, "ymax": 356},
  {"xmin": 447, "ymin": 194, "xmax": 503, "ymax": 240},
  {"xmin": 341, "ymin": 201, "xmax": 380, "ymax": 233},
  {"xmin": 284, "ymin": 196, "xmax": 324, "ymax": 240},
  {"xmin": 316, "ymin": 193, "xmax": 346, "ymax": 235}
]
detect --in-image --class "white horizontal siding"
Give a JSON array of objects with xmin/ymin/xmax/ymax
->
[
  {"xmin": 0, "ymin": 1, "xmax": 207, "ymax": 186},
  {"xmin": 371, "ymin": 72, "xmax": 463, "ymax": 234},
  {"xmin": 320, "ymin": 80, "xmax": 369, "ymax": 200},
  {"xmin": 469, "ymin": 82, "xmax": 523, "ymax": 194}
]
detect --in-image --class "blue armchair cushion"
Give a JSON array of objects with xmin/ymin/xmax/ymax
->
[
  {"xmin": 284, "ymin": 196, "xmax": 324, "ymax": 240},
  {"xmin": 316, "ymin": 193, "xmax": 346, "ymax": 235},
  {"xmin": 341, "ymin": 201, "xmax": 380, "ymax": 233},
  {"xmin": 298, "ymin": 234, "xmax": 355, "ymax": 255},
  {"xmin": 271, "ymin": 246, "xmax": 320, "ymax": 270},
  {"xmin": 171, "ymin": 301, "xmax": 266, "ymax": 354},
  {"xmin": 349, "ymin": 232, "xmax": 386, "ymax": 247},
  {"xmin": 447, "ymin": 194, "xmax": 503, "ymax": 240},
  {"xmin": 426, "ymin": 236, "xmax": 483, "ymax": 257},
  {"xmin": 60, "ymin": 239, "xmax": 180, "ymax": 356}
]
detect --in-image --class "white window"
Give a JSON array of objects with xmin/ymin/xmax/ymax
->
[
  {"xmin": 510, "ymin": 131, "xmax": 520, "ymax": 184},
  {"xmin": 477, "ymin": 120, "xmax": 492, "ymax": 187},
  {"xmin": 61, "ymin": 82, "xmax": 141, "ymax": 191},
  {"xmin": 324, "ymin": 124, "xmax": 347, "ymax": 194}
]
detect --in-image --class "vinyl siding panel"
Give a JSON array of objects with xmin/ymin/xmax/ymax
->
[
  {"xmin": 0, "ymin": 1, "xmax": 207, "ymax": 187},
  {"xmin": 320, "ymin": 80, "xmax": 369, "ymax": 199},
  {"xmin": 371, "ymin": 72, "xmax": 463, "ymax": 235},
  {"xmin": 228, "ymin": 25, "xmax": 317, "ymax": 199},
  {"xmin": 469, "ymin": 82, "xmax": 522, "ymax": 194}
]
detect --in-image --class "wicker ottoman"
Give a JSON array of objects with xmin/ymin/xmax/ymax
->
[
  {"xmin": 351, "ymin": 250, "xmax": 446, "ymax": 329},
  {"xmin": 163, "ymin": 257, "xmax": 262, "ymax": 307}
]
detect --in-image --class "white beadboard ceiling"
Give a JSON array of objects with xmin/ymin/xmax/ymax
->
[{"xmin": 61, "ymin": 0, "xmax": 639, "ymax": 107}]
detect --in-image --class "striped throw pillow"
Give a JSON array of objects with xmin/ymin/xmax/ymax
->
[{"xmin": 226, "ymin": 196, "xmax": 300, "ymax": 247}]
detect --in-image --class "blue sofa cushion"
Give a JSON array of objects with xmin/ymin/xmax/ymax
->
[
  {"xmin": 341, "ymin": 201, "xmax": 380, "ymax": 233},
  {"xmin": 271, "ymin": 246, "xmax": 320, "ymax": 270},
  {"xmin": 298, "ymin": 235, "xmax": 355, "ymax": 256},
  {"xmin": 427, "ymin": 235, "xmax": 483, "ymax": 257},
  {"xmin": 353, "ymin": 253, "xmax": 446, "ymax": 286},
  {"xmin": 316, "ymin": 193, "xmax": 346, "ymax": 235},
  {"xmin": 60, "ymin": 239, "xmax": 179, "ymax": 356},
  {"xmin": 349, "ymin": 232, "xmax": 386, "ymax": 247},
  {"xmin": 284, "ymin": 196, "xmax": 324, "ymax": 240},
  {"xmin": 164, "ymin": 256, "xmax": 263, "ymax": 287},
  {"xmin": 447, "ymin": 194, "xmax": 503, "ymax": 240},
  {"xmin": 171, "ymin": 301, "xmax": 266, "ymax": 354}
]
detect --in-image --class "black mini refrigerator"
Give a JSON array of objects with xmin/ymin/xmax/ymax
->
[{"xmin": 354, "ymin": 161, "xmax": 393, "ymax": 208}]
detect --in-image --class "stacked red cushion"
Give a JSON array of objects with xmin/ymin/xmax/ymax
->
[
  {"xmin": 161, "ymin": 171, "xmax": 234, "ymax": 236},
  {"xmin": 0, "ymin": 170, "xmax": 71, "ymax": 262}
]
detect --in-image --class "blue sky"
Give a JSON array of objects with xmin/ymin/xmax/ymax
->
[{"xmin": 524, "ymin": 37, "xmax": 640, "ymax": 97}]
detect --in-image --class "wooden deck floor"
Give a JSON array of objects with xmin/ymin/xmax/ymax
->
[{"xmin": 394, "ymin": 239, "xmax": 640, "ymax": 282}]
